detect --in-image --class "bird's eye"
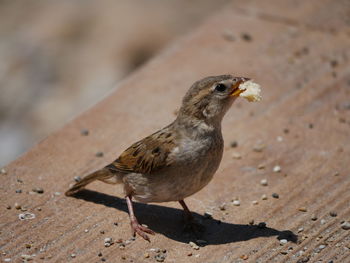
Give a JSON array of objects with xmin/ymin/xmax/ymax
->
[{"xmin": 215, "ymin": 84, "xmax": 227, "ymax": 92}]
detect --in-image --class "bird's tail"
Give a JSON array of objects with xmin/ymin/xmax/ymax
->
[{"xmin": 65, "ymin": 168, "xmax": 120, "ymax": 196}]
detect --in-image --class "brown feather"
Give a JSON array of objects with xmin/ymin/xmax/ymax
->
[{"xmin": 108, "ymin": 128, "xmax": 176, "ymax": 175}]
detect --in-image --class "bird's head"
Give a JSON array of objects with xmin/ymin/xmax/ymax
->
[{"xmin": 177, "ymin": 75, "xmax": 249, "ymax": 128}]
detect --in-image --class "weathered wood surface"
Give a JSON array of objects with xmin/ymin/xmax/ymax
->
[{"xmin": 1, "ymin": 0, "xmax": 350, "ymax": 262}]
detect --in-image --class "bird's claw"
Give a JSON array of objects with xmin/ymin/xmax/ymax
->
[{"xmin": 131, "ymin": 220, "xmax": 155, "ymax": 242}]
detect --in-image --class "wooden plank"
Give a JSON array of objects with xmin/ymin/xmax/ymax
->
[{"xmin": 1, "ymin": 1, "xmax": 350, "ymax": 262}]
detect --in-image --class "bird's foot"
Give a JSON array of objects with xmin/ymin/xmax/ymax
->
[{"xmin": 130, "ymin": 219, "xmax": 155, "ymax": 242}]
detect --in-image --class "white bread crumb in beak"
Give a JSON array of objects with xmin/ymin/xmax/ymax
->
[{"xmin": 239, "ymin": 81, "xmax": 262, "ymax": 102}]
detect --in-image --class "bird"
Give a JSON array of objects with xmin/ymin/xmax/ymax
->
[{"xmin": 65, "ymin": 75, "xmax": 251, "ymax": 241}]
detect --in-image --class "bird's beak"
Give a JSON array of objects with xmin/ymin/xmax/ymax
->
[{"xmin": 230, "ymin": 77, "xmax": 250, "ymax": 96}]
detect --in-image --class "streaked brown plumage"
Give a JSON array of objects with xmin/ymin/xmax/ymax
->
[{"xmin": 66, "ymin": 75, "xmax": 250, "ymax": 241}]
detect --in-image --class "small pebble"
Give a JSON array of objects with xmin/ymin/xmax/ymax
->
[
  {"xmin": 84, "ymin": 229, "xmax": 89, "ymax": 233},
  {"xmin": 101, "ymin": 258, "xmax": 106, "ymax": 262},
  {"xmin": 15, "ymin": 189, "xmax": 22, "ymax": 193},
  {"xmin": 232, "ymin": 152, "xmax": 242, "ymax": 159},
  {"xmin": 219, "ymin": 203, "xmax": 226, "ymax": 211},
  {"xmin": 253, "ymin": 142, "xmax": 265, "ymax": 152},
  {"xmin": 21, "ymin": 255, "xmax": 33, "ymax": 261},
  {"xmin": 0, "ymin": 168, "xmax": 7, "ymax": 175},
  {"xmin": 329, "ymin": 211, "xmax": 337, "ymax": 217},
  {"xmin": 311, "ymin": 215, "xmax": 318, "ymax": 221},
  {"xmin": 144, "ymin": 253, "xmax": 150, "ymax": 258},
  {"xmin": 14, "ymin": 203, "xmax": 22, "ymax": 209},
  {"xmin": 189, "ymin": 241, "xmax": 200, "ymax": 250},
  {"xmin": 154, "ymin": 253, "xmax": 166, "ymax": 262},
  {"xmin": 241, "ymin": 32, "xmax": 252, "ymax": 42},
  {"xmin": 320, "ymin": 219, "xmax": 326, "ymax": 225},
  {"xmin": 297, "ymin": 256, "xmax": 310, "ymax": 263},
  {"xmin": 273, "ymin": 165, "xmax": 281, "ymax": 173},
  {"xmin": 98, "ymin": 252, "xmax": 102, "ymax": 257},
  {"xmin": 19, "ymin": 212, "xmax": 35, "ymax": 220},
  {"xmin": 252, "ymin": 200, "xmax": 258, "ymax": 205},
  {"xmin": 316, "ymin": 244, "xmax": 326, "ymax": 252},
  {"xmin": 280, "ymin": 239, "xmax": 288, "ymax": 245},
  {"xmin": 71, "ymin": 254, "xmax": 76, "ymax": 258},
  {"xmin": 298, "ymin": 207, "xmax": 307, "ymax": 212},
  {"xmin": 222, "ymin": 30, "xmax": 235, "ymax": 41},
  {"xmin": 100, "ymin": 230, "xmax": 105, "ymax": 234},
  {"xmin": 6, "ymin": 205, "xmax": 11, "ymax": 210},
  {"xmin": 298, "ymin": 227, "xmax": 304, "ymax": 233},
  {"xmin": 25, "ymin": 244, "xmax": 32, "ymax": 249},
  {"xmin": 232, "ymin": 200, "xmax": 240, "ymax": 206},
  {"xmin": 261, "ymin": 194, "xmax": 268, "ymax": 200},
  {"xmin": 104, "ymin": 237, "xmax": 113, "ymax": 243},
  {"xmin": 195, "ymin": 239, "xmax": 207, "ymax": 246},
  {"xmin": 74, "ymin": 176, "xmax": 82, "ymax": 182},
  {"xmin": 272, "ymin": 193, "xmax": 279, "ymax": 199},
  {"xmin": 204, "ymin": 212, "xmax": 213, "ymax": 219},
  {"xmin": 230, "ymin": 141, "xmax": 238, "ymax": 148},
  {"xmin": 187, "ymin": 252, "xmax": 193, "ymax": 257},
  {"xmin": 32, "ymin": 187, "xmax": 44, "ymax": 194},
  {"xmin": 4, "ymin": 258, "xmax": 11, "ymax": 262},
  {"xmin": 277, "ymin": 136, "xmax": 283, "ymax": 142},
  {"xmin": 341, "ymin": 221, "xmax": 350, "ymax": 230},
  {"xmin": 80, "ymin": 129, "xmax": 89, "ymax": 136},
  {"xmin": 240, "ymin": 254, "xmax": 249, "ymax": 260},
  {"xmin": 95, "ymin": 151, "xmax": 104, "ymax": 157},
  {"xmin": 104, "ymin": 237, "xmax": 113, "ymax": 247},
  {"xmin": 260, "ymin": 179, "xmax": 268, "ymax": 186},
  {"xmin": 249, "ymin": 219, "xmax": 254, "ymax": 225},
  {"xmin": 257, "ymin": 222, "xmax": 266, "ymax": 228},
  {"xmin": 37, "ymin": 207, "xmax": 42, "ymax": 211},
  {"xmin": 257, "ymin": 164, "xmax": 265, "ymax": 169}
]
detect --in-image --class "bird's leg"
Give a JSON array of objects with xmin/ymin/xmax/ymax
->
[
  {"xmin": 179, "ymin": 199, "xmax": 194, "ymax": 222},
  {"xmin": 125, "ymin": 195, "xmax": 155, "ymax": 242},
  {"xmin": 179, "ymin": 200, "xmax": 205, "ymax": 234}
]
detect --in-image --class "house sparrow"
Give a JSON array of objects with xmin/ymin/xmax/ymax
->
[{"xmin": 66, "ymin": 75, "xmax": 253, "ymax": 241}]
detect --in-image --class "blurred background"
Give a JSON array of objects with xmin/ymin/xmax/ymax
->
[{"xmin": 0, "ymin": 0, "xmax": 230, "ymax": 166}]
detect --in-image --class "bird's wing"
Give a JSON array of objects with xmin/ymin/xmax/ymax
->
[{"xmin": 106, "ymin": 129, "xmax": 176, "ymax": 175}]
